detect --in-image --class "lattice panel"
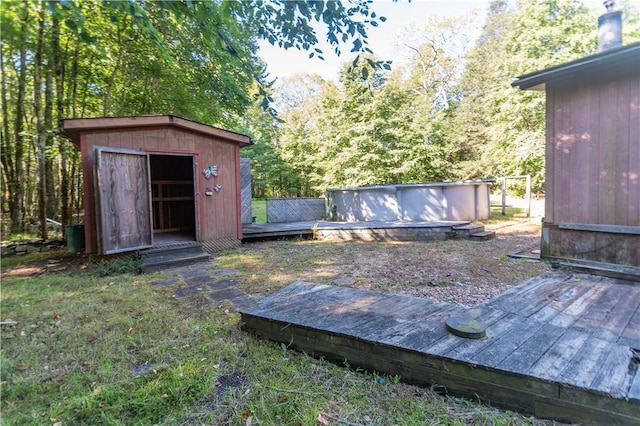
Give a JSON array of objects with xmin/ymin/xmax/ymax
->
[
  {"xmin": 240, "ymin": 158, "xmax": 253, "ymax": 224},
  {"xmin": 266, "ymin": 198, "xmax": 326, "ymax": 223},
  {"xmin": 202, "ymin": 238, "xmax": 241, "ymax": 254}
]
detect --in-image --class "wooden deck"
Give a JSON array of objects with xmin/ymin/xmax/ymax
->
[
  {"xmin": 240, "ymin": 271, "xmax": 640, "ymax": 425},
  {"xmin": 313, "ymin": 220, "xmax": 473, "ymax": 242},
  {"xmin": 242, "ymin": 220, "xmax": 492, "ymax": 242},
  {"xmin": 242, "ymin": 221, "xmax": 317, "ymax": 241}
]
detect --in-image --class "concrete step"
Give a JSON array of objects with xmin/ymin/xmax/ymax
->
[
  {"xmin": 141, "ymin": 243, "xmax": 210, "ymax": 273},
  {"xmin": 453, "ymin": 223, "xmax": 486, "ymax": 239},
  {"xmin": 470, "ymin": 230, "xmax": 496, "ymax": 241}
]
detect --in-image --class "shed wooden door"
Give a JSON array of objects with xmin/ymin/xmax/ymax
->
[{"xmin": 94, "ymin": 147, "xmax": 153, "ymax": 254}]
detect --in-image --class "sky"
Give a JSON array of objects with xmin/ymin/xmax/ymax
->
[{"xmin": 258, "ymin": 0, "xmax": 611, "ymax": 83}]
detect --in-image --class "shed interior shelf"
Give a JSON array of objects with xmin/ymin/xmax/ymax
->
[{"xmin": 151, "ymin": 180, "xmax": 195, "ymax": 232}]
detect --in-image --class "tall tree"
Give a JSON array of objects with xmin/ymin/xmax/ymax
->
[
  {"xmin": 272, "ymin": 13, "xmax": 476, "ymax": 192},
  {"xmin": 495, "ymin": 0, "xmax": 596, "ymax": 190},
  {"xmin": 449, "ymin": 0, "xmax": 514, "ymax": 181},
  {"xmin": 1, "ymin": 0, "xmax": 29, "ymax": 232},
  {"xmin": 449, "ymin": 0, "xmax": 598, "ymax": 192},
  {"xmin": 272, "ymin": 73, "xmax": 326, "ymax": 196},
  {"xmin": 33, "ymin": 1, "xmax": 48, "ymax": 239}
]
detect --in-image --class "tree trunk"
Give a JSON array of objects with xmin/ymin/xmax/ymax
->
[
  {"xmin": 52, "ymin": 13, "xmax": 71, "ymax": 229},
  {"xmin": 0, "ymin": 46, "xmax": 13, "ymax": 216},
  {"xmin": 103, "ymin": 22, "xmax": 125, "ymax": 116},
  {"xmin": 67, "ymin": 39, "xmax": 80, "ymax": 118},
  {"xmin": 6, "ymin": 2, "xmax": 29, "ymax": 233},
  {"xmin": 34, "ymin": 1, "xmax": 48, "ymax": 240},
  {"xmin": 45, "ymin": 54, "xmax": 56, "ymax": 220}
]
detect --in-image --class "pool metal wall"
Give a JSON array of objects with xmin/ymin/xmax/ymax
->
[{"xmin": 326, "ymin": 181, "xmax": 491, "ymax": 222}]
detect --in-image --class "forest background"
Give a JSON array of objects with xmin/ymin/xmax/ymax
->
[{"xmin": 1, "ymin": 0, "xmax": 639, "ymax": 238}]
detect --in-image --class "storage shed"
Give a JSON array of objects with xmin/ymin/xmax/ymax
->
[
  {"xmin": 61, "ymin": 115, "xmax": 251, "ymax": 255},
  {"xmin": 512, "ymin": 42, "xmax": 640, "ymax": 272}
]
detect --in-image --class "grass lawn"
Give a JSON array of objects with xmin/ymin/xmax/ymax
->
[
  {"xmin": 252, "ymin": 198, "xmax": 267, "ymax": 224},
  {"xmin": 1, "ymin": 212, "xmax": 553, "ymax": 425}
]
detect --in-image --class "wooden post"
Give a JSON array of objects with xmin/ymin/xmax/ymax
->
[
  {"xmin": 501, "ymin": 177, "xmax": 507, "ymax": 216},
  {"xmin": 525, "ymin": 175, "xmax": 531, "ymax": 218}
]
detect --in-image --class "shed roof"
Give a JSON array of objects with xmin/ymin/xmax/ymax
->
[
  {"xmin": 61, "ymin": 115, "xmax": 252, "ymax": 147},
  {"xmin": 511, "ymin": 42, "xmax": 640, "ymax": 91}
]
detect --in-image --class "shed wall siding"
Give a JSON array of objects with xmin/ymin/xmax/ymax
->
[
  {"xmin": 82, "ymin": 127, "xmax": 240, "ymax": 253},
  {"xmin": 546, "ymin": 72, "xmax": 640, "ymax": 227}
]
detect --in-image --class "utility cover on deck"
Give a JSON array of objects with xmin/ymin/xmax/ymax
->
[{"xmin": 445, "ymin": 316, "xmax": 487, "ymax": 339}]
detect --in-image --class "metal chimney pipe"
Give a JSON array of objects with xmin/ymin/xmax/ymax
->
[{"xmin": 598, "ymin": 1, "xmax": 622, "ymax": 52}]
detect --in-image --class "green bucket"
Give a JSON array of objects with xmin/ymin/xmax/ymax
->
[{"xmin": 66, "ymin": 224, "xmax": 85, "ymax": 253}]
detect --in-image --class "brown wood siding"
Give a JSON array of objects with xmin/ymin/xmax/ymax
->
[
  {"xmin": 198, "ymin": 139, "xmax": 239, "ymax": 241},
  {"xmin": 544, "ymin": 88, "xmax": 555, "ymax": 222},
  {"xmin": 81, "ymin": 126, "xmax": 240, "ymax": 253},
  {"xmin": 628, "ymin": 75, "xmax": 640, "ymax": 225},
  {"xmin": 546, "ymin": 72, "xmax": 640, "ymax": 227}
]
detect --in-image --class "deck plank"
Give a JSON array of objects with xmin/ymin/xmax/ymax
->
[
  {"xmin": 251, "ymin": 281, "xmax": 330, "ymax": 311},
  {"xmin": 591, "ymin": 344, "xmax": 635, "ymax": 398},
  {"xmin": 470, "ymin": 314, "xmax": 549, "ymax": 368},
  {"xmin": 527, "ymin": 327, "xmax": 591, "ymax": 380},
  {"xmin": 620, "ymin": 305, "xmax": 640, "ymax": 349},
  {"xmin": 557, "ymin": 337, "xmax": 613, "ymax": 388},
  {"xmin": 557, "ymin": 280, "xmax": 608, "ymax": 319},
  {"xmin": 575, "ymin": 279, "xmax": 622, "ymax": 325},
  {"xmin": 592, "ymin": 282, "xmax": 640, "ymax": 344},
  {"xmin": 545, "ymin": 281, "xmax": 597, "ymax": 316},
  {"xmin": 388, "ymin": 304, "xmax": 469, "ymax": 352},
  {"xmin": 250, "ymin": 282, "xmax": 358, "ymax": 320},
  {"xmin": 483, "ymin": 274, "xmax": 560, "ymax": 317},
  {"xmin": 317, "ymin": 294, "xmax": 411, "ymax": 335},
  {"xmin": 629, "ymin": 360, "xmax": 640, "ymax": 399},
  {"xmin": 369, "ymin": 302, "xmax": 465, "ymax": 350},
  {"xmin": 498, "ymin": 322, "xmax": 566, "ymax": 373},
  {"xmin": 360, "ymin": 300, "xmax": 460, "ymax": 342}
]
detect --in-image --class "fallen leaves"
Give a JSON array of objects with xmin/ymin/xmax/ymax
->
[
  {"xmin": 277, "ymin": 395, "xmax": 289, "ymax": 403},
  {"xmin": 316, "ymin": 412, "xmax": 330, "ymax": 425}
]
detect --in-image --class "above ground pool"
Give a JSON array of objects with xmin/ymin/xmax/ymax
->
[{"xmin": 326, "ymin": 180, "xmax": 493, "ymax": 222}]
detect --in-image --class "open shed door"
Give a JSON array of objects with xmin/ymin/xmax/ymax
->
[{"xmin": 94, "ymin": 147, "xmax": 153, "ymax": 254}]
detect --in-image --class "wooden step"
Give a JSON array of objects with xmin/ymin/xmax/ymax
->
[
  {"xmin": 452, "ymin": 223, "xmax": 484, "ymax": 233},
  {"xmin": 453, "ymin": 223, "xmax": 491, "ymax": 240},
  {"xmin": 140, "ymin": 243, "xmax": 210, "ymax": 273},
  {"xmin": 470, "ymin": 230, "xmax": 496, "ymax": 241}
]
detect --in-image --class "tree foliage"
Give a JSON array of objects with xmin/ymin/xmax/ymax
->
[
  {"xmin": 272, "ymin": 11, "xmax": 483, "ymax": 195},
  {"xmin": 3, "ymin": 0, "xmax": 638, "ymax": 228},
  {"xmin": 0, "ymin": 0, "xmax": 385, "ymax": 234},
  {"xmin": 268, "ymin": 0, "xmax": 637, "ymax": 197}
]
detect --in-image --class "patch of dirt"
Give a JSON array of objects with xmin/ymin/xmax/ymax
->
[
  {"xmin": 240, "ymin": 217, "xmax": 549, "ymax": 306},
  {"xmin": 1, "ymin": 251, "xmax": 90, "ymax": 279},
  {"xmin": 348, "ymin": 220, "xmax": 546, "ymax": 306},
  {"xmin": 182, "ymin": 371, "xmax": 249, "ymax": 425}
]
